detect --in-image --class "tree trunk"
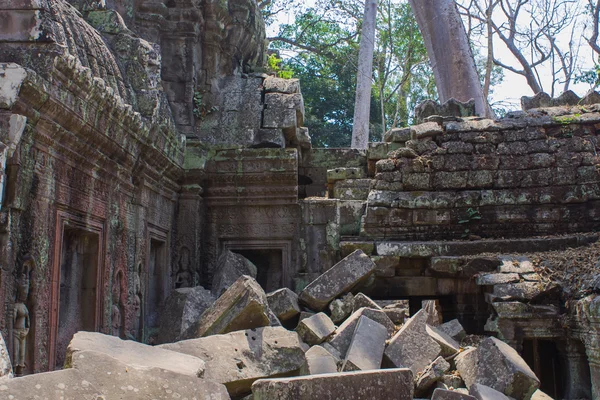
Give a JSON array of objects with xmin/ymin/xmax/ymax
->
[
  {"xmin": 409, "ymin": 0, "xmax": 494, "ymax": 118},
  {"xmin": 351, "ymin": 0, "xmax": 377, "ymax": 149}
]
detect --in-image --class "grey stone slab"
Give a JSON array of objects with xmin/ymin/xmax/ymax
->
[
  {"xmin": 251, "ymin": 368, "xmax": 414, "ymax": 400},
  {"xmin": 476, "ymin": 273, "xmax": 520, "ymax": 286},
  {"xmin": 299, "ymin": 250, "xmax": 377, "ymax": 311},
  {"xmin": 212, "ymin": 250, "xmax": 258, "ymax": 297},
  {"xmin": 66, "ymin": 332, "xmax": 205, "ymax": 378},
  {"xmin": 456, "ymin": 337, "xmax": 540, "ymax": 399},
  {"xmin": 160, "ymin": 326, "xmax": 304, "ymax": 398},
  {"xmin": 267, "ymin": 288, "xmax": 300, "ymax": 322},
  {"xmin": 70, "ymin": 350, "xmax": 229, "ymax": 399},
  {"xmin": 264, "ymin": 76, "xmax": 300, "ymax": 94},
  {"xmin": 531, "ymin": 389, "xmax": 554, "ymax": 399},
  {"xmin": 469, "ymin": 383, "xmax": 511, "ymax": 400},
  {"xmin": 491, "ymin": 282, "xmax": 548, "ymax": 302},
  {"xmin": 184, "ymin": 275, "xmax": 271, "ymax": 338},
  {"xmin": 384, "ymin": 309, "xmax": 441, "ymax": 375},
  {"xmin": 328, "ymin": 307, "xmax": 395, "ymax": 357},
  {"xmin": 296, "ymin": 312, "xmax": 336, "ymax": 345},
  {"xmin": 438, "ymin": 319, "xmax": 467, "ymax": 342},
  {"xmin": 0, "ymin": 369, "xmax": 100, "ymax": 399},
  {"xmin": 329, "ymin": 293, "xmax": 354, "ymax": 324},
  {"xmin": 426, "ymin": 324, "xmax": 461, "ymax": 357},
  {"xmin": 432, "ymin": 388, "xmax": 476, "ymax": 400},
  {"xmin": 341, "ymin": 316, "xmax": 387, "ymax": 371},
  {"xmin": 352, "ymin": 292, "xmax": 381, "ymax": 312},
  {"xmin": 157, "ymin": 286, "xmax": 215, "ymax": 344},
  {"xmin": 301, "ymin": 345, "xmax": 339, "ymax": 375},
  {"xmin": 415, "ymin": 356, "xmax": 451, "ymax": 397},
  {"xmin": 423, "ymin": 300, "xmax": 443, "ymax": 326}
]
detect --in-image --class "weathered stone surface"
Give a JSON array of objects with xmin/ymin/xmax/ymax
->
[
  {"xmin": 423, "ymin": 299, "xmax": 443, "ymax": 326},
  {"xmin": 438, "ymin": 319, "xmax": 467, "ymax": 342},
  {"xmin": 252, "ymin": 129, "xmax": 285, "ymax": 148},
  {"xmin": 267, "ymin": 288, "xmax": 300, "ymax": 322},
  {"xmin": 415, "ymin": 356, "xmax": 451, "ymax": 397},
  {"xmin": 329, "ymin": 293, "xmax": 355, "ymax": 324},
  {"xmin": 301, "ymin": 345, "xmax": 339, "ymax": 375},
  {"xmin": 352, "ymin": 292, "xmax": 381, "ymax": 312},
  {"xmin": 476, "ymin": 273, "xmax": 520, "ymax": 286},
  {"xmin": 299, "ymin": 250, "xmax": 377, "ymax": 311},
  {"xmin": 384, "ymin": 309, "xmax": 441, "ymax": 375},
  {"xmin": 212, "ymin": 250, "xmax": 258, "ymax": 297},
  {"xmin": 0, "ymin": 369, "xmax": 100, "ymax": 399},
  {"xmin": 455, "ymin": 337, "xmax": 540, "ymax": 399},
  {"xmin": 342, "ymin": 316, "xmax": 387, "ymax": 371},
  {"xmin": 251, "ymin": 368, "xmax": 414, "ymax": 400},
  {"xmin": 426, "ymin": 324, "xmax": 461, "ymax": 357},
  {"xmin": 161, "ymin": 327, "xmax": 304, "ymax": 397},
  {"xmin": 432, "ymin": 388, "xmax": 477, "ymax": 400},
  {"xmin": 157, "ymin": 286, "xmax": 215, "ymax": 344},
  {"xmin": 296, "ymin": 312, "xmax": 336, "ymax": 345},
  {"xmin": 264, "ymin": 76, "xmax": 300, "ymax": 94},
  {"xmin": 328, "ymin": 307, "xmax": 395, "ymax": 357},
  {"xmin": 384, "ymin": 127, "xmax": 412, "ymax": 143},
  {"xmin": 491, "ymin": 282, "xmax": 549, "ymax": 302},
  {"xmin": 531, "ymin": 389, "xmax": 553, "ymax": 399},
  {"xmin": 70, "ymin": 350, "xmax": 230, "ymax": 399},
  {"xmin": 469, "ymin": 383, "xmax": 511, "ymax": 400},
  {"xmin": 66, "ymin": 332, "xmax": 206, "ymax": 378},
  {"xmin": 184, "ymin": 275, "xmax": 271, "ymax": 338},
  {"xmin": 0, "ymin": 333, "xmax": 12, "ymax": 379}
]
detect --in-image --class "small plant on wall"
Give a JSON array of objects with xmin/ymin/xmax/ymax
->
[
  {"xmin": 193, "ymin": 91, "xmax": 219, "ymax": 121},
  {"xmin": 459, "ymin": 207, "xmax": 482, "ymax": 239}
]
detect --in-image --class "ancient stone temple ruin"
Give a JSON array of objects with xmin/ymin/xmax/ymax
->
[{"xmin": 0, "ymin": 0, "xmax": 599, "ymax": 399}]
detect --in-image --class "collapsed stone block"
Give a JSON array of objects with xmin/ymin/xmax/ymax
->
[
  {"xmin": 423, "ymin": 299, "xmax": 443, "ymax": 326},
  {"xmin": 432, "ymin": 388, "xmax": 477, "ymax": 400},
  {"xmin": 438, "ymin": 319, "xmax": 467, "ymax": 342},
  {"xmin": 341, "ymin": 316, "xmax": 387, "ymax": 371},
  {"xmin": 328, "ymin": 307, "xmax": 395, "ymax": 357},
  {"xmin": 0, "ymin": 369, "xmax": 100, "ymax": 399},
  {"xmin": 426, "ymin": 324, "xmax": 461, "ymax": 357},
  {"xmin": 212, "ymin": 250, "xmax": 258, "ymax": 297},
  {"xmin": 66, "ymin": 332, "xmax": 206, "ymax": 378},
  {"xmin": 384, "ymin": 309, "xmax": 441, "ymax": 375},
  {"xmin": 299, "ymin": 249, "xmax": 377, "ymax": 311},
  {"xmin": 184, "ymin": 275, "xmax": 271, "ymax": 338},
  {"xmin": 251, "ymin": 368, "xmax": 415, "ymax": 400},
  {"xmin": 415, "ymin": 356, "xmax": 451, "ymax": 397},
  {"xmin": 469, "ymin": 383, "xmax": 511, "ymax": 400},
  {"xmin": 267, "ymin": 288, "xmax": 301, "ymax": 322},
  {"xmin": 296, "ymin": 312, "xmax": 336, "ymax": 345},
  {"xmin": 70, "ymin": 350, "xmax": 230, "ymax": 399},
  {"xmin": 455, "ymin": 337, "xmax": 540, "ymax": 399},
  {"xmin": 476, "ymin": 273, "xmax": 520, "ymax": 286},
  {"xmin": 264, "ymin": 76, "xmax": 300, "ymax": 94},
  {"xmin": 161, "ymin": 326, "xmax": 305, "ymax": 397},
  {"xmin": 157, "ymin": 286, "xmax": 215, "ymax": 344},
  {"xmin": 300, "ymin": 345, "xmax": 339, "ymax": 375},
  {"xmin": 329, "ymin": 293, "xmax": 354, "ymax": 324},
  {"xmin": 352, "ymin": 292, "xmax": 381, "ymax": 312}
]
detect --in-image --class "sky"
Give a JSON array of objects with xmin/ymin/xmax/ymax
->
[{"xmin": 267, "ymin": 0, "xmax": 598, "ymax": 113}]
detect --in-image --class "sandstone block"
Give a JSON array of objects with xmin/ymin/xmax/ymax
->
[
  {"xmin": 157, "ymin": 286, "xmax": 215, "ymax": 344},
  {"xmin": 329, "ymin": 293, "xmax": 354, "ymax": 324},
  {"xmin": 469, "ymin": 383, "xmax": 511, "ymax": 400},
  {"xmin": 300, "ymin": 345, "xmax": 339, "ymax": 375},
  {"xmin": 267, "ymin": 288, "xmax": 300, "ymax": 322},
  {"xmin": 70, "ymin": 350, "xmax": 229, "ymax": 399},
  {"xmin": 476, "ymin": 273, "xmax": 520, "ymax": 286},
  {"xmin": 432, "ymin": 388, "xmax": 477, "ymax": 400},
  {"xmin": 253, "ymin": 129, "xmax": 285, "ymax": 148},
  {"xmin": 423, "ymin": 299, "xmax": 443, "ymax": 326},
  {"xmin": 184, "ymin": 275, "xmax": 271, "ymax": 338},
  {"xmin": 66, "ymin": 332, "xmax": 205, "ymax": 378},
  {"xmin": 212, "ymin": 250, "xmax": 258, "ymax": 297},
  {"xmin": 438, "ymin": 319, "xmax": 467, "ymax": 342},
  {"xmin": 251, "ymin": 368, "xmax": 414, "ymax": 400},
  {"xmin": 328, "ymin": 307, "xmax": 395, "ymax": 357},
  {"xmin": 0, "ymin": 369, "xmax": 100, "ymax": 399},
  {"xmin": 415, "ymin": 356, "xmax": 451, "ymax": 397},
  {"xmin": 384, "ymin": 309, "xmax": 441, "ymax": 375},
  {"xmin": 264, "ymin": 76, "xmax": 300, "ymax": 94},
  {"xmin": 531, "ymin": 389, "xmax": 553, "ymax": 399},
  {"xmin": 299, "ymin": 249, "xmax": 377, "ymax": 311},
  {"xmin": 491, "ymin": 282, "xmax": 548, "ymax": 302},
  {"xmin": 384, "ymin": 127, "xmax": 412, "ymax": 143},
  {"xmin": 341, "ymin": 316, "xmax": 387, "ymax": 371},
  {"xmin": 455, "ymin": 337, "xmax": 540, "ymax": 399},
  {"xmin": 296, "ymin": 312, "xmax": 336, "ymax": 345},
  {"xmin": 161, "ymin": 326, "xmax": 304, "ymax": 397},
  {"xmin": 352, "ymin": 292, "xmax": 381, "ymax": 312},
  {"xmin": 426, "ymin": 324, "xmax": 461, "ymax": 357}
]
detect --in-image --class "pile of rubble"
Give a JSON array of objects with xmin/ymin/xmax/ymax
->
[{"xmin": 0, "ymin": 250, "xmax": 551, "ymax": 399}]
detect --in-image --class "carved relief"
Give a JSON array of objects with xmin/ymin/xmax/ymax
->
[
  {"xmin": 13, "ymin": 255, "xmax": 34, "ymax": 376},
  {"xmin": 131, "ymin": 262, "xmax": 143, "ymax": 341},
  {"xmin": 111, "ymin": 271, "xmax": 125, "ymax": 338},
  {"xmin": 174, "ymin": 246, "xmax": 194, "ymax": 289}
]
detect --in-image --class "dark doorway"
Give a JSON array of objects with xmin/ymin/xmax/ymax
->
[
  {"xmin": 234, "ymin": 249, "xmax": 283, "ymax": 292},
  {"xmin": 57, "ymin": 228, "xmax": 99, "ymax": 368},
  {"xmin": 522, "ymin": 339, "xmax": 565, "ymax": 398}
]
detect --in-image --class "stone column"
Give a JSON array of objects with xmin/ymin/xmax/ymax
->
[
  {"xmin": 558, "ymin": 339, "xmax": 593, "ymax": 399},
  {"xmin": 175, "ymin": 184, "xmax": 203, "ymax": 287}
]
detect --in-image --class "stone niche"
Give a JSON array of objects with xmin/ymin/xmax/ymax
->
[{"xmin": 50, "ymin": 211, "xmax": 105, "ymax": 370}]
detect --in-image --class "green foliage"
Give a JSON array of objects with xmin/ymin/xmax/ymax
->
[
  {"xmin": 193, "ymin": 91, "xmax": 219, "ymax": 121},
  {"xmin": 267, "ymin": 54, "xmax": 294, "ymax": 79},
  {"xmin": 459, "ymin": 207, "xmax": 482, "ymax": 239},
  {"xmin": 575, "ymin": 62, "xmax": 600, "ymax": 89}
]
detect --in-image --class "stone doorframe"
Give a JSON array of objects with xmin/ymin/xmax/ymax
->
[
  {"xmin": 49, "ymin": 209, "xmax": 105, "ymax": 369},
  {"xmin": 221, "ymin": 239, "xmax": 292, "ymax": 289}
]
